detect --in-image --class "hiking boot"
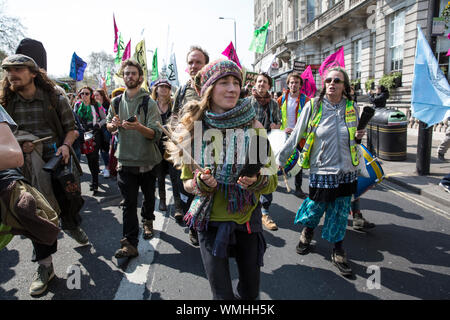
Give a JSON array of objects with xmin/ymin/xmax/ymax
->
[
  {"xmin": 189, "ymin": 229, "xmax": 199, "ymax": 246},
  {"xmin": 66, "ymin": 227, "xmax": 89, "ymax": 245},
  {"xmin": 294, "ymin": 189, "xmax": 307, "ymax": 199},
  {"xmin": 29, "ymin": 263, "xmax": 55, "ymax": 296},
  {"xmin": 353, "ymin": 211, "xmax": 375, "ymax": 230},
  {"xmin": 437, "ymin": 153, "xmax": 446, "ymax": 161},
  {"xmin": 262, "ymin": 214, "xmax": 278, "ymax": 231},
  {"xmin": 143, "ymin": 219, "xmax": 154, "ymax": 239},
  {"xmin": 331, "ymin": 249, "xmax": 352, "ymax": 276},
  {"xmin": 114, "ymin": 238, "xmax": 139, "ymax": 259},
  {"xmin": 158, "ymin": 198, "xmax": 167, "ymax": 212},
  {"xmin": 174, "ymin": 209, "xmax": 184, "ymax": 222},
  {"xmin": 296, "ymin": 228, "xmax": 314, "ymax": 255}
]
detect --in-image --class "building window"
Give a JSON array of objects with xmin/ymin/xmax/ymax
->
[
  {"xmin": 293, "ymin": 0, "xmax": 299, "ymax": 30},
  {"xmin": 276, "ymin": 22, "xmax": 283, "ymax": 41},
  {"xmin": 353, "ymin": 39, "xmax": 362, "ymax": 79},
  {"xmin": 307, "ymin": 0, "xmax": 315, "ymax": 23},
  {"xmin": 255, "ymin": 0, "xmax": 261, "ymax": 16},
  {"xmin": 275, "ymin": 0, "xmax": 282, "ymax": 16},
  {"xmin": 267, "ymin": 3, "xmax": 274, "ymax": 23},
  {"xmin": 328, "ymin": 0, "xmax": 337, "ymax": 9},
  {"xmin": 389, "ymin": 10, "xmax": 405, "ymax": 72}
]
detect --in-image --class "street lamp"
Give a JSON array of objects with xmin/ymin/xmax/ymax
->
[{"xmin": 219, "ymin": 17, "xmax": 237, "ymax": 51}]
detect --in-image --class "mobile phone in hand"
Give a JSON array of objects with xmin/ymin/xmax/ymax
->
[{"xmin": 126, "ymin": 116, "xmax": 136, "ymax": 122}]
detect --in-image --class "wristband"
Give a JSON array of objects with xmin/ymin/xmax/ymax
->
[{"xmin": 62, "ymin": 143, "xmax": 71, "ymax": 149}]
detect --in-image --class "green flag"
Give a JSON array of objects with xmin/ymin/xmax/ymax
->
[
  {"xmin": 106, "ymin": 68, "xmax": 111, "ymax": 86},
  {"xmin": 115, "ymin": 33, "xmax": 125, "ymax": 64},
  {"xmin": 249, "ymin": 21, "xmax": 270, "ymax": 53},
  {"xmin": 151, "ymin": 48, "xmax": 159, "ymax": 81}
]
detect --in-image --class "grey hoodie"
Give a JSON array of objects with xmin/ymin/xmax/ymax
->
[{"xmin": 277, "ymin": 97, "xmax": 359, "ymax": 175}]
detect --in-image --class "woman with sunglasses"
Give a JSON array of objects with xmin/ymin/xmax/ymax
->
[
  {"xmin": 277, "ymin": 67, "xmax": 366, "ymax": 277},
  {"xmin": 75, "ymin": 86, "xmax": 107, "ymax": 194},
  {"xmin": 93, "ymin": 89, "xmax": 112, "ymax": 178}
]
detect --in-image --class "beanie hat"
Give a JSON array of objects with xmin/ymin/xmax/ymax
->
[
  {"xmin": 15, "ymin": 38, "xmax": 47, "ymax": 71},
  {"xmin": 154, "ymin": 78, "xmax": 172, "ymax": 89},
  {"xmin": 194, "ymin": 59, "xmax": 242, "ymax": 97}
]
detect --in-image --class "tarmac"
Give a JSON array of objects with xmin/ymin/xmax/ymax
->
[{"xmin": 362, "ymin": 127, "xmax": 450, "ymax": 208}]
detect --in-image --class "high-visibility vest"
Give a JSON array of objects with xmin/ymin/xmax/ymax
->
[
  {"xmin": 300, "ymin": 98, "xmax": 359, "ymax": 169},
  {"xmin": 280, "ymin": 92, "xmax": 307, "ymax": 130}
]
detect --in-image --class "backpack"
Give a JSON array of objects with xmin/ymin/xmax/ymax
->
[{"xmin": 112, "ymin": 94, "xmax": 151, "ymax": 123}]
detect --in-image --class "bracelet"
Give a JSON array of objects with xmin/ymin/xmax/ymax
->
[{"xmin": 62, "ymin": 143, "xmax": 71, "ymax": 149}]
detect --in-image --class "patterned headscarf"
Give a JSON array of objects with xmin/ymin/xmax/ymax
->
[{"xmin": 194, "ymin": 59, "xmax": 242, "ymax": 97}]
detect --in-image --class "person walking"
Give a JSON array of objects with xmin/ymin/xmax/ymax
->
[
  {"xmin": 278, "ymin": 72, "xmax": 310, "ymax": 200},
  {"xmin": 106, "ymin": 59, "xmax": 162, "ymax": 259},
  {"xmin": 166, "ymin": 59, "xmax": 277, "ymax": 300},
  {"xmin": 277, "ymin": 67, "xmax": 366, "ymax": 276},
  {"xmin": 151, "ymin": 79, "xmax": 183, "ymax": 213},
  {"xmin": 0, "ymin": 54, "xmax": 88, "ymax": 245},
  {"xmin": 368, "ymin": 85, "xmax": 389, "ymax": 109},
  {"xmin": 249, "ymin": 72, "xmax": 281, "ymax": 231},
  {"xmin": 74, "ymin": 86, "xmax": 107, "ymax": 194},
  {"xmin": 437, "ymin": 117, "xmax": 449, "ymax": 161},
  {"xmin": 93, "ymin": 89, "xmax": 112, "ymax": 178},
  {"xmin": 171, "ymin": 46, "xmax": 209, "ymax": 246}
]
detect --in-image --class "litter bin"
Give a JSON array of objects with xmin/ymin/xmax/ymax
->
[{"xmin": 366, "ymin": 108, "xmax": 407, "ymax": 161}]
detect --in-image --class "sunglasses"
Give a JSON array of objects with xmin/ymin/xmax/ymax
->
[
  {"xmin": 80, "ymin": 92, "xmax": 91, "ymax": 96},
  {"xmin": 324, "ymin": 77, "xmax": 343, "ymax": 84}
]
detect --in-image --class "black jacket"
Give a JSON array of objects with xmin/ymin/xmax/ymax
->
[{"xmin": 369, "ymin": 91, "xmax": 389, "ymax": 109}]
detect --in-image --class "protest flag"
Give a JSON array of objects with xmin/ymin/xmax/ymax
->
[
  {"xmin": 151, "ymin": 48, "xmax": 159, "ymax": 81},
  {"xmin": 133, "ymin": 40, "xmax": 150, "ymax": 91},
  {"xmin": 115, "ymin": 33, "xmax": 125, "ymax": 65},
  {"xmin": 106, "ymin": 68, "xmax": 112, "ymax": 86},
  {"xmin": 122, "ymin": 39, "xmax": 131, "ymax": 61},
  {"xmin": 113, "ymin": 14, "xmax": 119, "ymax": 53},
  {"xmin": 318, "ymin": 47, "xmax": 345, "ymax": 77},
  {"xmin": 168, "ymin": 51, "xmax": 179, "ymax": 87},
  {"xmin": 411, "ymin": 26, "xmax": 450, "ymax": 127},
  {"xmin": 222, "ymin": 41, "xmax": 241, "ymax": 68},
  {"xmin": 69, "ymin": 52, "xmax": 87, "ymax": 81},
  {"xmin": 300, "ymin": 66, "xmax": 317, "ymax": 98},
  {"xmin": 249, "ymin": 21, "xmax": 270, "ymax": 53}
]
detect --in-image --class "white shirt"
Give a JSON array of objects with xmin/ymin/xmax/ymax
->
[{"xmin": 287, "ymin": 94, "xmax": 298, "ymax": 129}]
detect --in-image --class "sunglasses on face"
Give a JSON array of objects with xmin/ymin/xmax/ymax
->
[
  {"xmin": 80, "ymin": 92, "xmax": 90, "ymax": 96},
  {"xmin": 325, "ymin": 77, "xmax": 343, "ymax": 84}
]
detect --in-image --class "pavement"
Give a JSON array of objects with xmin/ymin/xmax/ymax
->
[{"xmin": 363, "ymin": 127, "xmax": 450, "ymax": 208}]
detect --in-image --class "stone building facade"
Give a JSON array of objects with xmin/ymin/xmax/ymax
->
[{"xmin": 253, "ymin": 0, "xmax": 449, "ymax": 127}]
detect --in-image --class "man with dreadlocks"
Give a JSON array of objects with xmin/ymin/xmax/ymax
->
[{"xmin": 0, "ymin": 54, "xmax": 88, "ymax": 247}]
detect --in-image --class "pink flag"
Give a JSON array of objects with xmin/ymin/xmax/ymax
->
[
  {"xmin": 447, "ymin": 33, "xmax": 450, "ymax": 40},
  {"xmin": 221, "ymin": 41, "xmax": 241, "ymax": 68},
  {"xmin": 113, "ymin": 14, "xmax": 119, "ymax": 53},
  {"xmin": 122, "ymin": 40, "xmax": 131, "ymax": 61},
  {"xmin": 300, "ymin": 66, "xmax": 317, "ymax": 98},
  {"xmin": 319, "ymin": 47, "xmax": 345, "ymax": 77},
  {"xmin": 447, "ymin": 48, "xmax": 450, "ymax": 57}
]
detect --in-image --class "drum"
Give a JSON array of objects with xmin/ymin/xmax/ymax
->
[
  {"xmin": 354, "ymin": 144, "xmax": 384, "ymax": 199},
  {"xmin": 81, "ymin": 131, "xmax": 96, "ymax": 155},
  {"xmin": 267, "ymin": 129, "xmax": 302, "ymax": 179}
]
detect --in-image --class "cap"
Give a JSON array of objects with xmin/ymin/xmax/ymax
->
[
  {"xmin": 154, "ymin": 79, "xmax": 172, "ymax": 89},
  {"xmin": 1, "ymin": 54, "xmax": 39, "ymax": 70}
]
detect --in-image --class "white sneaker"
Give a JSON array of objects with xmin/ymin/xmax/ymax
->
[{"xmin": 103, "ymin": 169, "xmax": 110, "ymax": 178}]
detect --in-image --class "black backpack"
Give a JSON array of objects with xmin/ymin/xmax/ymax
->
[{"xmin": 112, "ymin": 94, "xmax": 151, "ymax": 123}]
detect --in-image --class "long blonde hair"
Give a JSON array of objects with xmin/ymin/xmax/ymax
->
[
  {"xmin": 151, "ymin": 85, "xmax": 173, "ymax": 110},
  {"xmin": 165, "ymin": 85, "xmax": 214, "ymax": 169}
]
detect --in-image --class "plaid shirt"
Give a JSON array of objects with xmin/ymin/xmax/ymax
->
[
  {"xmin": 249, "ymin": 96, "xmax": 281, "ymax": 130},
  {"xmin": 10, "ymin": 87, "xmax": 75, "ymax": 160}
]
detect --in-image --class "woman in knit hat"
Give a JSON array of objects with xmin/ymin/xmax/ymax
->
[{"xmin": 166, "ymin": 59, "xmax": 278, "ymax": 300}]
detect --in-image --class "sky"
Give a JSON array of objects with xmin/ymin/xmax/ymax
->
[{"xmin": 4, "ymin": 0, "xmax": 256, "ymax": 84}]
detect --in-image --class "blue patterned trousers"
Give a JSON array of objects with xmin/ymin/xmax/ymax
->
[{"xmin": 294, "ymin": 196, "xmax": 352, "ymax": 243}]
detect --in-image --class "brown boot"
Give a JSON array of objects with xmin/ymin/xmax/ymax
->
[
  {"xmin": 262, "ymin": 214, "xmax": 278, "ymax": 231},
  {"xmin": 114, "ymin": 238, "xmax": 138, "ymax": 258},
  {"xmin": 143, "ymin": 219, "xmax": 154, "ymax": 239}
]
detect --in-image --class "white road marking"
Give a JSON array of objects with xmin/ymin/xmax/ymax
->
[{"xmin": 380, "ymin": 182, "xmax": 450, "ymax": 220}]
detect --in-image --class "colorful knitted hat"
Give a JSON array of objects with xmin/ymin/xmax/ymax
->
[{"xmin": 194, "ymin": 59, "xmax": 242, "ymax": 97}]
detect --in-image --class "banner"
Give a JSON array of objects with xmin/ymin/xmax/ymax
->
[
  {"xmin": 318, "ymin": 47, "xmax": 345, "ymax": 77},
  {"xmin": 69, "ymin": 52, "xmax": 87, "ymax": 81},
  {"xmin": 244, "ymin": 71, "xmax": 258, "ymax": 87},
  {"xmin": 151, "ymin": 48, "xmax": 159, "ymax": 81},
  {"xmin": 115, "ymin": 33, "xmax": 124, "ymax": 65},
  {"xmin": 222, "ymin": 41, "xmax": 241, "ymax": 68},
  {"xmin": 122, "ymin": 39, "xmax": 131, "ymax": 61},
  {"xmin": 113, "ymin": 14, "xmax": 119, "ymax": 53},
  {"xmin": 167, "ymin": 51, "xmax": 179, "ymax": 88},
  {"xmin": 411, "ymin": 26, "xmax": 450, "ymax": 127},
  {"xmin": 249, "ymin": 21, "xmax": 270, "ymax": 54},
  {"xmin": 132, "ymin": 40, "xmax": 149, "ymax": 91},
  {"xmin": 106, "ymin": 68, "xmax": 111, "ymax": 86},
  {"xmin": 300, "ymin": 65, "xmax": 317, "ymax": 98}
]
